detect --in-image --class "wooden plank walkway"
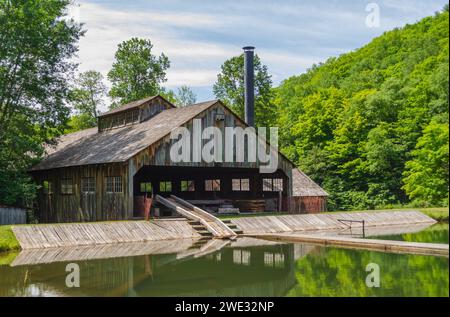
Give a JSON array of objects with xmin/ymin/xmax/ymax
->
[
  {"xmin": 230, "ymin": 211, "xmax": 436, "ymax": 234},
  {"xmin": 247, "ymin": 233, "xmax": 449, "ymax": 257},
  {"xmin": 12, "ymin": 220, "xmax": 199, "ymax": 249},
  {"xmin": 156, "ymin": 194, "xmax": 237, "ymax": 239}
]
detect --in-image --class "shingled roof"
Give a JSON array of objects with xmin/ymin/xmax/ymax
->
[
  {"xmin": 292, "ymin": 168, "xmax": 328, "ymax": 197},
  {"xmin": 31, "ymin": 100, "xmax": 217, "ymax": 171},
  {"xmin": 98, "ymin": 95, "xmax": 175, "ymax": 117}
]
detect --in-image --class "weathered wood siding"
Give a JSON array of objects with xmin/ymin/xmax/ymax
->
[
  {"xmin": 286, "ymin": 196, "xmax": 328, "ymax": 213},
  {"xmin": 130, "ymin": 103, "xmax": 294, "ymax": 195},
  {"xmin": 31, "ymin": 163, "xmax": 130, "ymax": 223},
  {"xmin": 0, "ymin": 206, "xmax": 27, "ymax": 225}
]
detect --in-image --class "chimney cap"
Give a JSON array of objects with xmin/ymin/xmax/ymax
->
[{"xmin": 242, "ymin": 46, "xmax": 255, "ymax": 51}]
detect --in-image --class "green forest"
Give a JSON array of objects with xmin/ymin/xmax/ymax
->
[
  {"xmin": 275, "ymin": 8, "xmax": 449, "ymax": 210},
  {"xmin": 0, "ymin": 1, "xmax": 448, "ymax": 212}
]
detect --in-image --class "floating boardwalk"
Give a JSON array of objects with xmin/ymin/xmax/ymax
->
[{"xmin": 248, "ymin": 233, "xmax": 449, "ymax": 257}]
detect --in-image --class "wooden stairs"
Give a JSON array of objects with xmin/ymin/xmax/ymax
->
[
  {"xmin": 221, "ymin": 220, "xmax": 244, "ymax": 235},
  {"xmin": 155, "ymin": 195, "xmax": 238, "ymax": 239}
]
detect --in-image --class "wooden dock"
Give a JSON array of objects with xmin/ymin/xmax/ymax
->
[
  {"xmin": 248, "ymin": 233, "xmax": 449, "ymax": 257},
  {"xmin": 230, "ymin": 210, "xmax": 436, "ymax": 234},
  {"xmin": 11, "ymin": 210, "xmax": 440, "ymax": 251},
  {"xmin": 12, "ymin": 219, "xmax": 199, "ymax": 249}
]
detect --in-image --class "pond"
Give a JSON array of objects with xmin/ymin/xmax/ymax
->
[{"xmin": 0, "ymin": 225, "xmax": 448, "ymax": 297}]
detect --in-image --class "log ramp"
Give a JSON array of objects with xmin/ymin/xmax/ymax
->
[{"xmin": 155, "ymin": 194, "xmax": 237, "ymax": 239}]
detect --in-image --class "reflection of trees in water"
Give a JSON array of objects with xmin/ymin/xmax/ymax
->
[
  {"xmin": 373, "ymin": 223, "xmax": 449, "ymax": 244},
  {"xmin": 1, "ymin": 234, "xmax": 448, "ymax": 297},
  {"xmin": 287, "ymin": 246, "xmax": 449, "ymax": 297}
]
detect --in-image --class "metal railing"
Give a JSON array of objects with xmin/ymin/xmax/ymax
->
[{"xmin": 337, "ymin": 219, "xmax": 366, "ymax": 237}]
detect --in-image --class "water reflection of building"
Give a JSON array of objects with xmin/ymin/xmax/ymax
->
[{"xmin": 0, "ymin": 242, "xmax": 315, "ymax": 297}]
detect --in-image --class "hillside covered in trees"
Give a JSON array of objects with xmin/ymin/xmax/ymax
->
[{"xmin": 274, "ymin": 8, "xmax": 449, "ymax": 210}]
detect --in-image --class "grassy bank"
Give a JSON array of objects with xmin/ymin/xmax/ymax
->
[
  {"xmin": 0, "ymin": 226, "xmax": 20, "ymax": 253},
  {"xmin": 418, "ymin": 208, "xmax": 449, "ymax": 222}
]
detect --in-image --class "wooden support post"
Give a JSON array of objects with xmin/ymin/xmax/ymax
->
[{"xmin": 278, "ymin": 190, "xmax": 282, "ymax": 212}]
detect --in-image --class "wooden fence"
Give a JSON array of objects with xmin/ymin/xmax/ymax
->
[{"xmin": 0, "ymin": 206, "xmax": 27, "ymax": 225}]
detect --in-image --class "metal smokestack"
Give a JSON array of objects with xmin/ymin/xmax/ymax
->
[{"xmin": 243, "ymin": 46, "xmax": 255, "ymax": 127}]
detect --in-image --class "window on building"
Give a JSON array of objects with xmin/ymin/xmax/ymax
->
[
  {"xmin": 263, "ymin": 178, "xmax": 272, "ymax": 191},
  {"xmin": 106, "ymin": 176, "xmax": 122, "ymax": 193},
  {"xmin": 159, "ymin": 181, "xmax": 172, "ymax": 192},
  {"xmin": 205, "ymin": 179, "xmax": 221, "ymax": 191},
  {"xmin": 81, "ymin": 177, "xmax": 95, "ymax": 194},
  {"xmin": 263, "ymin": 178, "xmax": 283, "ymax": 192},
  {"xmin": 232, "ymin": 178, "xmax": 250, "ymax": 191},
  {"xmin": 140, "ymin": 182, "xmax": 152, "ymax": 193},
  {"xmin": 43, "ymin": 180, "xmax": 52, "ymax": 195},
  {"xmin": 181, "ymin": 180, "xmax": 195, "ymax": 192},
  {"xmin": 273, "ymin": 178, "xmax": 283, "ymax": 191},
  {"xmin": 61, "ymin": 178, "xmax": 74, "ymax": 194}
]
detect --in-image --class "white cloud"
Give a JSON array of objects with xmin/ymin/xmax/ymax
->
[{"xmin": 69, "ymin": 0, "xmax": 447, "ymax": 104}]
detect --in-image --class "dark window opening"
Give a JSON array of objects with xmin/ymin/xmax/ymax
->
[
  {"xmin": 263, "ymin": 178, "xmax": 283, "ymax": 192},
  {"xmin": 140, "ymin": 182, "xmax": 152, "ymax": 193},
  {"xmin": 232, "ymin": 178, "xmax": 250, "ymax": 191},
  {"xmin": 205, "ymin": 179, "xmax": 221, "ymax": 191},
  {"xmin": 159, "ymin": 181, "xmax": 172, "ymax": 192},
  {"xmin": 181, "ymin": 180, "xmax": 195, "ymax": 192}
]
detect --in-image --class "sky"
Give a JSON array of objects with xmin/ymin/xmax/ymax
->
[{"xmin": 69, "ymin": 0, "xmax": 448, "ymax": 109}]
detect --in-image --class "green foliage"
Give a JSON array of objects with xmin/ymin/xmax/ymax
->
[
  {"xmin": 158, "ymin": 85, "xmax": 197, "ymax": 107},
  {"xmin": 65, "ymin": 113, "xmax": 97, "ymax": 133},
  {"xmin": 287, "ymin": 245, "xmax": 449, "ymax": 297},
  {"xmin": 213, "ymin": 54, "xmax": 275, "ymax": 127},
  {"xmin": 0, "ymin": 0, "xmax": 83, "ymax": 207},
  {"xmin": 274, "ymin": 9, "xmax": 449, "ymax": 210},
  {"xmin": 403, "ymin": 119, "xmax": 449, "ymax": 206},
  {"xmin": 0, "ymin": 226, "xmax": 20, "ymax": 253},
  {"xmin": 107, "ymin": 38, "xmax": 170, "ymax": 108},
  {"xmin": 66, "ymin": 70, "xmax": 106, "ymax": 132},
  {"xmin": 175, "ymin": 85, "xmax": 197, "ymax": 107}
]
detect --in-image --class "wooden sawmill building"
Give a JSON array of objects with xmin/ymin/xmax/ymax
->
[{"xmin": 29, "ymin": 95, "xmax": 328, "ymax": 223}]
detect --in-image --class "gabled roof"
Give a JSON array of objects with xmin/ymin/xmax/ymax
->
[
  {"xmin": 98, "ymin": 95, "xmax": 175, "ymax": 117},
  {"xmin": 292, "ymin": 168, "xmax": 328, "ymax": 197},
  {"xmin": 31, "ymin": 100, "xmax": 218, "ymax": 171}
]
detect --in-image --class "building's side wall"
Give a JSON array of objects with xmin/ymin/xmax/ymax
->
[
  {"xmin": 286, "ymin": 196, "xmax": 328, "ymax": 214},
  {"xmin": 32, "ymin": 163, "xmax": 131, "ymax": 223}
]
